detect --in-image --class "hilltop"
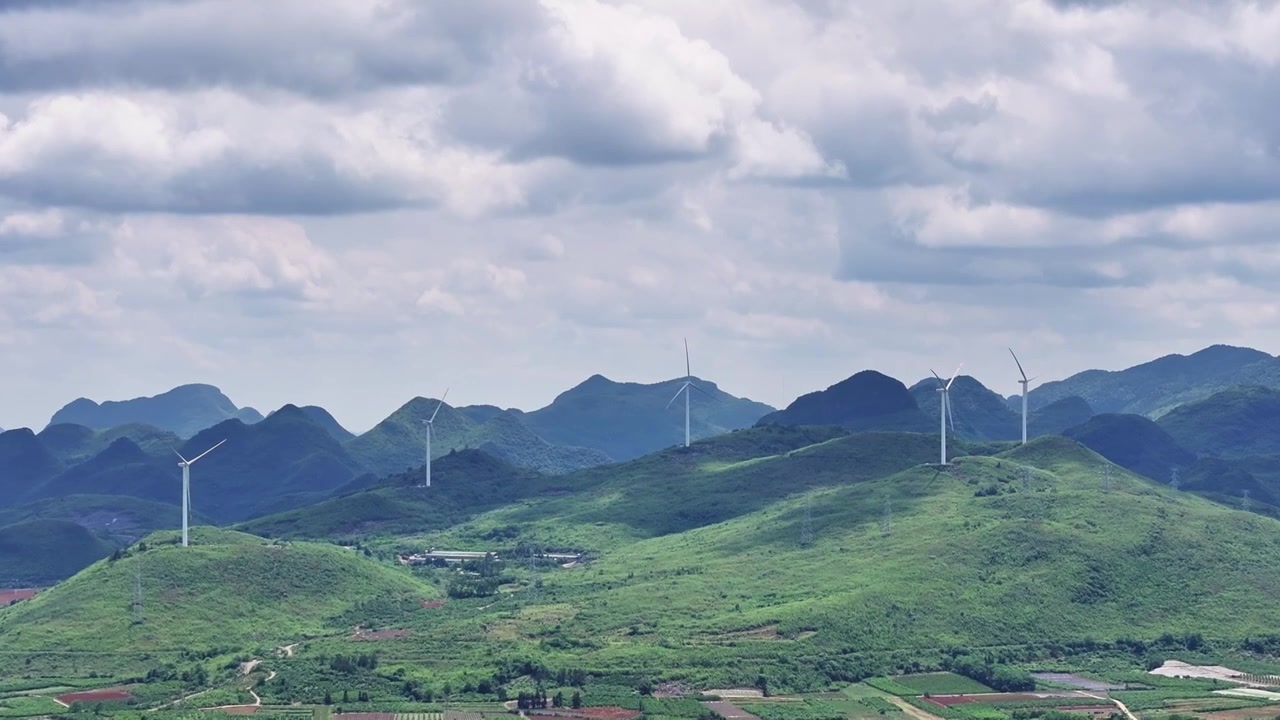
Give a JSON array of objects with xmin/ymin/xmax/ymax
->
[
  {"xmin": 0, "ymin": 429, "xmax": 63, "ymax": 504},
  {"xmin": 910, "ymin": 375, "xmax": 1021, "ymax": 440},
  {"xmin": 0, "ymin": 528, "xmax": 434, "ymax": 655},
  {"xmin": 519, "ymin": 374, "xmax": 774, "ymax": 461},
  {"xmin": 758, "ymin": 370, "xmax": 931, "ymax": 432},
  {"xmin": 1157, "ymin": 385, "xmax": 1280, "ymax": 458},
  {"xmin": 1029, "ymin": 345, "xmax": 1280, "ymax": 417},
  {"xmin": 346, "ymin": 397, "xmax": 610, "ymax": 476},
  {"xmin": 48, "ymin": 383, "xmax": 263, "ymax": 438},
  {"xmin": 1064, "ymin": 413, "xmax": 1195, "ymax": 482},
  {"xmin": 1027, "ymin": 395, "xmax": 1094, "ymax": 436}
]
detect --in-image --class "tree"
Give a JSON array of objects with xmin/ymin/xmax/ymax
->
[
  {"xmin": 343, "ymin": 690, "xmax": 350, "ymax": 703},
  {"xmin": 572, "ymin": 691, "xmax": 583, "ymax": 709},
  {"xmin": 323, "ymin": 691, "xmax": 333, "ymax": 705},
  {"xmin": 554, "ymin": 691, "xmax": 565, "ymax": 708}
]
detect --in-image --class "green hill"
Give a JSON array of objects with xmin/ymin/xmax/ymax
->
[
  {"xmin": 268, "ymin": 434, "xmax": 1280, "ymax": 692},
  {"xmin": 0, "ymin": 528, "xmax": 434, "ymax": 654},
  {"xmin": 0, "ymin": 429, "xmax": 64, "ymax": 507},
  {"xmin": 48, "ymin": 383, "xmax": 263, "ymax": 438},
  {"xmin": 1064, "ymin": 413, "xmax": 1196, "ymax": 482},
  {"xmin": 346, "ymin": 397, "xmax": 614, "ymax": 477},
  {"xmin": 270, "ymin": 405, "xmax": 354, "ymax": 442},
  {"xmin": 470, "ymin": 411, "xmax": 612, "ymax": 473},
  {"xmin": 1157, "ymin": 385, "xmax": 1280, "ymax": 458},
  {"xmin": 910, "ymin": 375, "xmax": 1020, "ymax": 440},
  {"xmin": 238, "ymin": 449, "xmax": 547, "ymax": 540},
  {"xmin": 522, "ymin": 374, "xmax": 775, "ymax": 460},
  {"xmin": 36, "ymin": 423, "xmax": 181, "ymax": 465},
  {"xmin": 758, "ymin": 370, "xmax": 931, "ymax": 432},
  {"xmin": 28, "ymin": 437, "xmax": 179, "ymax": 507},
  {"xmin": 1027, "ymin": 395, "xmax": 1094, "ymax": 436},
  {"xmin": 0, "ymin": 519, "xmax": 114, "ymax": 586},
  {"xmin": 1028, "ymin": 344, "xmax": 1278, "ymax": 416}
]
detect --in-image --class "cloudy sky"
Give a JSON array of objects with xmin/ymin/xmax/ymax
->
[{"xmin": 2, "ymin": 0, "xmax": 1279, "ymax": 432}]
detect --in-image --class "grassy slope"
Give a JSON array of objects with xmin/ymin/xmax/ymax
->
[
  {"xmin": 0, "ymin": 519, "xmax": 114, "ymax": 586},
  {"xmin": 0, "ymin": 528, "xmax": 434, "ymax": 653},
  {"xmin": 338, "ymin": 436, "xmax": 1280, "ymax": 688}
]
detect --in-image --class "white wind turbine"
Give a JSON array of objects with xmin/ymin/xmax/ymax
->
[
  {"xmin": 420, "ymin": 389, "xmax": 449, "ymax": 488},
  {"xmin": 173, "ymin": 439, "xmax": 225, "ymax": 547},
  {"xmin": 931, "ymin": 365, "xmax": 962, "ymax": 464},
  {"xmin": 666, "ymin": 339, "xmax": 711, "ymax": 448},
  {"xmin": 1009, "ymin": 348, "xmax": 1037, "ymax": 445}
]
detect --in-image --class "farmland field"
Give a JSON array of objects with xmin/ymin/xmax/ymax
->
[
  {"xmin": 0, "ymin": 590, "xmax": 39, "ymax": 606},
  {"xmin": 893, "ymin": 674, "xmax": 994, "ymax": 696},
  {"xmin": 56, "ymin": 686, "xmax": 132, "ymax": 703}
]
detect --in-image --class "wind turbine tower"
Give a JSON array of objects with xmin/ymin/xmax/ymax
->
[
  {"xmin": 1008, "ymin": 349, "xmax": 1036, "ymax": 445},
  {"xmin": 666, "ymin": 339, "xmax": 710, "ymax": 447},
  {"xmin": 173, "ymin": 439, "xmax": 225, "ymax": 547},
  {"xmin": 931, "ymin": 365, "xmax": 962, "ymax": 464},
  {"xmin": 420, "ymin": 389, "xmax": 449, "ymax": 488}
]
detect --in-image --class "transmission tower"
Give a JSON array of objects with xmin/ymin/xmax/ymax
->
[
  {"xmin": 1099, "ymin": 466, "xmax": 1113, "ymax": 493},
  {"xmin": 1021, "ymin": 467, "xmax": 1032, "ymax": 492},
  {"xmin": 131, "ymin": 563, "xmax": 144, "ymax": 625},
  {"xmin": 881, "ymin": 498, "xmax": 892, "ymax": 536},
  {"xmin": 1243, "ymin": 489, "xmax": 1252, "ymax": 511},
  {"xmin": 1170, "ymin": 466, "xmax": 1181, "ymax": 490},
  {"xmin": 800, "ymin": 496, "xmax": 814, "ymax": 547}
]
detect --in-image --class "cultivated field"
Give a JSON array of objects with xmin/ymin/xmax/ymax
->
[
  {"xmin": 0, "ymin": 589, "xmax": 39, "ymax": 605},
  {"xmin": 893, "ymin": 673, "xmax": 993, "ymax": 695},
  {"xmin": 56, "ymin": 686, "xmax": 132, "ymax": 703}
]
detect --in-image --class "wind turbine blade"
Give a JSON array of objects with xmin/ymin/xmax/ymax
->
[
  {"xmin": 1008, "ymin": 348, "xmax": 1027, "ymax": 382},
  {"xmin": 666, "ymin": 382, "xmax": 690, "ymax": 409},
  {"xmin": 930, "ymin": 369, "xmax": 945, "ymax": 387},
  {"xmin": 690, "ymin": 382, "xmax": 714, "ymax": 398},
  {"xmin": 946, "ymin": 393, "xmax": 956, "ymax": 431},
  {"xmin": 187, "ymin": 439, "xmax": 226, "ymax": 465},
  {"xmin": 170, "ymin": 446, "xmax": 190, "ymax": 464},
  {"xmin": 429, "ymin": 387, "xmax": 450, "ymax": 423},
  {"xmin": 684, "ymin": 338, "xmax": 690, "ymax": 379},
  {"xmin": 946, "ymin": 363, "xmax": 964, "ymax": 390}
]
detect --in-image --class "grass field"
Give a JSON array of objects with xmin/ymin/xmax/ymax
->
[{"xmin": 892, "ymin": 674, "xmax": 993, "ymax": 696}]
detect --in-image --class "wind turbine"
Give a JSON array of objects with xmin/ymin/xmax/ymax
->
[
  {"xmin": 931, "ymin": 364, "xmax": 962, "ymax": 464},
  {"xmin": 666, "ymin": 339, "xmax": 711, "ymax": 447},
  {"xmin": 1009, "ymin": 349, "xmax": 1037, "ymax": 445},
  {"xmin": 173, "ymin": 439, "xmax": 225, "ymax": 547},
  {"xmin": 420, "ymin": 389, "xmax": 449, "ymax": 488}
]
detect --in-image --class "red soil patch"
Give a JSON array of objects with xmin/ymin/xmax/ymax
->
[
  {"xmin": 926, "ymin": 694, "xmax": 1042, "ymax": 707},
  {"xmin": 220, "ymin": 706, "xmax": 259, "ymax": 716},
  {"xmin": 57, "ymin": 687, "xmax": 132, "ymax": 704},
  {"xmin": 0, "ymin": 588, "xmax": 40, "ymax": 605},
  {"xmin": 334, "ymin": 713, "xmax": 395, "ymax": 720},
  {"xmin": 422, "ymin": 599, "xmax": 446, "ymax": 609},
  {"xmin": 1202, "ymin": 707, "xmax": 1280, "ymax": 720},
  {"xmin": 350, "ymin": 627, "xmax": 411, "ymax": 641}
]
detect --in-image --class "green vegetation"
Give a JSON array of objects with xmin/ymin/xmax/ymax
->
[
  {"xmin": 910, "ymin": 376, "xmax": 1021, "ymax": 441},
  {"xmin": 1027, "ymin": 397, "xmax": 1094, "ymax": 437},
  {"xmin": 757, "ymin": 370, "xmax": 931, "ymax": 433},
  {"xmin": 1028, "ymin": 344, "xmax": 1279, "ymax": 417},
  {"xmin": 864, "ymin": 678, "xmax": 919, "ymax": 697},
  {"xmin": 0, "ymin": 519, "xmax": 114, "ymax": 586},
  {"xmin": 891, "ymin": 672, "xmax": 993, "ymax": 695},
  {"xmin": 1063, "ymin": 414, "xmax": 1195, "ymax": 481},
  {"xmin": 0, "ymin": 528, "xmax": 434, "ymax": 659},
  {"xmin": 741, "ymin": 699, "xmax": 848, "ymax": 720},
  {"xmin": 0, "ymin": 494, "xmax": 196, "ymax": 546},
  {"xmin": 1158, "ymin": 386, "xmax": 1280, "ymax": 458}
]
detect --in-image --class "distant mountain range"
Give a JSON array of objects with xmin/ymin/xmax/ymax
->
[
  {"xmin": 1026, "ymin": 344, "xmax": 1280, "ymax": 417},
  {"xmin": 48, "ymin": 383, "xmax": 263, "ymax": 438}
]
